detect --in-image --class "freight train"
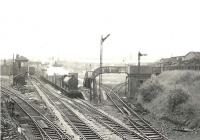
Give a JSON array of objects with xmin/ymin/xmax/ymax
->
[{"xmin": 40, "ymin": 73, "xmax": 84, "ymax": 99}]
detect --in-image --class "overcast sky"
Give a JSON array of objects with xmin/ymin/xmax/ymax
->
[{"xmin": 0, "ymin": 0, "xmax": 200, "ymax": 63}]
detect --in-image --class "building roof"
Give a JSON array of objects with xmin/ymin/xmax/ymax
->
[
  {"xmin": 185, "ymin": 51, "xmax": 200, "ymax": 57},
  {"xmin": 15, "ymin": 56, "xmax": 28, "ymax": 62}
]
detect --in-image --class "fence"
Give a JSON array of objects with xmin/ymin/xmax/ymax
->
[{"xmin": 162, "ymin": 65, "xmax": 200, "ymax": 71}]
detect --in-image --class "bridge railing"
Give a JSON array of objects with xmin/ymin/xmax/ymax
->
[
  {"xmin": 162, "ymin": 65, "xmax": 200, "ymax": 71},
  {"xmin": 92, "ymin": 66, "xmax": 127, "ymax": 79}
]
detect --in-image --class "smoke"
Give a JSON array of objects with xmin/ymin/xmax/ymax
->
[{"xmin": 46, "ymin": 66, "xmax": 70, "ymax": 76}]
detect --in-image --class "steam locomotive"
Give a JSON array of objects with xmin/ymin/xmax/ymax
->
[{"xmin": 40, "ymin": 73, "xmax": 84, "ymax": 99}]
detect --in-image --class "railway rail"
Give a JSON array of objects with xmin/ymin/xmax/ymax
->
[
  {"xmin": 33, "ymin": 79, "xmax": 103, "ymax": 140},
  {"xmin": 31, "ymin": 77, "xmax": 167, "ymax": 140},
  {"xmin": 33, "ymin": 78, "xmax": 148, "ymax": 140},
  {"xmin": 70, "ymin": 99, "xmax": 147, "ymax": 140},
  {"xmin": 101, "ymin": 84, "xmax": 168, "ymax": 140},
  {"xmin": 1, "ymin": 86, "xmax": 70, "ymax": 140}
]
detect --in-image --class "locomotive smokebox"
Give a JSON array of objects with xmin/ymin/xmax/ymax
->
[{"xmin": 63, "ymin": 73, "xmax": 78, "ymax": 91}]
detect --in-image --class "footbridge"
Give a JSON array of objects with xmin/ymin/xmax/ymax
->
[
  {"xmin": 84, "ymin": 66, "xmax": 127, "ymax": 81},
  {"xmin": 83, "ymin": 65, "xmax": 161, "ymax": 101}
]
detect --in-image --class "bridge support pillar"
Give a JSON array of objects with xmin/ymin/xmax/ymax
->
[
  {"xmin": 128, "ymin": 74, "xmax": 139, "ymax": 100},
  {"xmin": 92, "ymin": 79, "xmax": 98, "ymax": 101},
  {"xmin": 128, "ymin": 74, "xmax": 152, "ymax": 100},
  {"xmin": 127, "ymin": 65, "xmax": 158, "ymax": 100}
]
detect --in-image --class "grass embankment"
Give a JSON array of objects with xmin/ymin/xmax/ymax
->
[{"xmin": 137, "ymin": 70, "xmax": 200, "ymax": 129}]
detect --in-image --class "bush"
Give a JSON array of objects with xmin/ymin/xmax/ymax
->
[
  {"xmin": 167, "ymin": 88, "xmax": 189, "ymax": 113},
  {"xmin": 135, "ymin": 71, "xmax": 200, "ymax": 128},
  {"xmin": 138, "ymin": 78, "xmax": 163, "ymax": 103}
]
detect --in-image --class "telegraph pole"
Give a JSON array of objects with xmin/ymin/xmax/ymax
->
[
  {"xmin": 99, "ymin": 34, "xmax": 110, "ymax": 102},
  {"xmin": 138, "ymin": 52, "xmax": 141, "ymax": 74},
  {"xmin": 12, "ymin": 54, "xmax": 14, "ymax": 86},
  {"xmin": 123, "ymin": 58, "xmax": 127, "ymax": 95}
]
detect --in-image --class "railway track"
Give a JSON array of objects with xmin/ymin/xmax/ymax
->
[
  {"xmin": 36, "ymin": 78, "xmax": 148, "ymax": 139},
  {"xmin": 33, "ymin": 80, "xmax": 104, "ymax": 140},
  {"xmin": 34, "ymin": 78, "xmax": 149, "ymax": 140},
  {"xmin": 1, "ymin": 86, "xmax": 70, "ymax": 140},
  {"xmin": 70, "ymin": 99, "xmax": 147, "ymax": 140},
  {"xmin": 31, "ymin": 77, "xmax": 168, "ymax": 140},
  {"xmin": 101, "ymin": 84, "xmax": 168, "ymax": 140}
]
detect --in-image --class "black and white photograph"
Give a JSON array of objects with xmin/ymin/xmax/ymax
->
[{"xmin": 1, "ymin": 0, "xmax": 200, "ymax": 140}]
